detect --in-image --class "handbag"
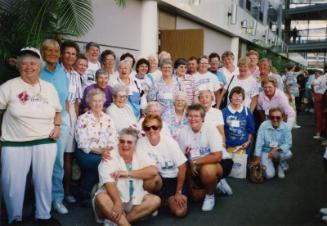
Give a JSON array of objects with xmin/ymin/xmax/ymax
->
[
  {"xmin": 220, "ymin": 75, "xmax": 235, "ymax": 109},
  {"xmin": 228, "ymin": 147, "xmax": 247, "ymax": 179},
  {"xmin": 249, "ymin": 162, "xmax": 266, "ymax": 183}
]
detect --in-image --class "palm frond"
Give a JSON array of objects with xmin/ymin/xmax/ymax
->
[
  {"xmin": 115, "ymin": 0, "xmax": 127, "ymax": 7},
  {"xmin": 58, "ymin": 0, "xmax": 93, "ymax": 36}
]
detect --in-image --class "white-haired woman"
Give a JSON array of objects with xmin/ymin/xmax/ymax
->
[
  {"xmin": 162, "ymin": 91, "xmax": 189, "ymax": 141},
  {"xmin": 75, "ymin": 89, "xmax": 117, "ymax": 204},
  {"xmin": 106, "ymin": 84, "xmax": 137, "ymax": 132},
  {"xmin": 112, "ymin": 60, "xmax": 144, "ymax": 119},
  {"xmin": 1, "ymin": 48, "xmax": 61, "ymax": 225}
]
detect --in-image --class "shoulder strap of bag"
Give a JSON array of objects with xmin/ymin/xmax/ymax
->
[{"xmin": 226, "ymin": 75, "xmax": 235, "ymax": 92}]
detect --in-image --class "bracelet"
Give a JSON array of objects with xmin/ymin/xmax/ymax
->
[{"xmin": 54, "ymin": 124, "xmax": 61, "ymax": 127}]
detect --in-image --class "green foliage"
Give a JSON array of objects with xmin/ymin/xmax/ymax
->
[{"xmin": 0, "ymin": 0, "xmax": 94, "ymax": 59}]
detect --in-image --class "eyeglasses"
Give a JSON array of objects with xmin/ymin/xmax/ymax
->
[
  {"xmin": 270, "ymin": 116, "xmax": 282, "ymax": 121},
  {"xmin": 119, "ymin": 139, "xmax": 134, "ymax": 145},
  {"xmin": 116, "ymin": 95, "xmax": 128, "ymax": 99},
  {"xmin": 143, "ymin": 125, "xmax": 160, "ymax": 131}
]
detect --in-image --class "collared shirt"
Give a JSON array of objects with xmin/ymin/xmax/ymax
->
[
  {"xmin": 222, "ymin": 105, "xmax": 255, "ymax": 147},
  {"xmin": 62, "ymin": 64, "xmax": 83, "ymax": 103},
  {"xmin": 40, "ymin": 63, "xmax": 69, "ymax": 115},
  {"xmin": 254, "ymin": 120, "xmax": 292, "ymax": 156},
  {"xmin": 98, "ymin": 150, "xmax": 155, "ymax": 205},
  {"xmin": 81, "ymin": 84, "xmax": 113, "ymax": 110},
  {"xmin": 284, "ymin": 71, "xmax": 299, "ymax": 97},
  {"xmin": 75, "ymin": 111, "xmax": 117, "ymax": 153},
  {"xmin": 257, "ymin": 89, "xmax": 295, "ymax": 119}
]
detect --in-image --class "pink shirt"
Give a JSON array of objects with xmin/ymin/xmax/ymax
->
[{"xmin": 257, "ymin": 89, "xmax": 295, "ymax": 118}]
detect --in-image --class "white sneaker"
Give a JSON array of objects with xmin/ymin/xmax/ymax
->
[
  {"xmin": 201, "ymin": 194, "xmax": 215, "ymax": 211},
  {"xmin": 152, "ymin": 210, "xmax": 158, "ymax": 217},
  {"xmin": 53, "ymin": 202, "xmax": 68, "ymax": 214},
  {"xmin": 314, "ymin": 134, "xmax": 323, "ymax": 139},
  {"xmin": 320, "ymin": 208, "xmax": 327, "ymax": 215},
  {"xmin": 103, "ymin": 219, "xmax": 117, "ymax": 226},
  {"xmin": 281, "ymin": 162, "xmax": 289, "ymax": 171},
  {"xmin": 216, "ymin": 178, "xmax": 233, "ymax": 196},
  {"xmin": 322, "ymin": 215, "xmax": 327, "ymax": 222},
  {"xmin": 277, "ymin": 165, "xmax": 285, "ymax": 179},
  {"xmin": 293, "ymin": 124, "xmax": 301, "ymax": 129}
]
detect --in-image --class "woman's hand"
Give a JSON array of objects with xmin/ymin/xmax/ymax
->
[
  {"xmin": 241, "ymin": 141, "xmax": 250, "ymax": 149},
  {"xmin": 111, "ymin": 170, "xmax": 129, "ymax": 180},
  {"xmin": 49, "ymin": 126, "xmax": 60, "ymax": 140},
  {"xmin": 268, "ymin": 147, "xmax": 278, "ymax": 159},
  {"xmin": 111, "ymin": 201, "xmax": 124, "ymax": 222},
  {"xmin": 174, "ymin": 193, "xmax": 186, "ymax": 209}
]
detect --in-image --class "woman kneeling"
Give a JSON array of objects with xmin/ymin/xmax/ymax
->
[{"xmin": 93, "ymin": 128, "xmax": 160, "ymax": 226}]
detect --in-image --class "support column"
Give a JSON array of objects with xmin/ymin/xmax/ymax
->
[
  {"xmin": 139, "ymin": 0, "xmax": 158, "ymax": 58},
  {"xmin": 230, "ymin": 37, "xmax": 239, "ymax": 66}
]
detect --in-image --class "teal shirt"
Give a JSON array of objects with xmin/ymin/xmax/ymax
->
[{"xmin": 40, "ymin": 63, "xmax": 69, "ymax": 116}]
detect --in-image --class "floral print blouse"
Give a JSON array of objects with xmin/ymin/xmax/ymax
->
[
  {"xmin": 75, "ymin": 111, "xmax": 118, "ymax": 154},
  {"xmin": 161, "ymin": 110, "xmax": 188, "ymax": 141}
]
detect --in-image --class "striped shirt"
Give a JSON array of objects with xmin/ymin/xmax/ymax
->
[{"xmin": 62, "ymin": 65, "xmax": 83, "ymax": 104}]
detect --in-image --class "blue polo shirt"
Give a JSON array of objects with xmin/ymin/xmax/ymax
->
[{"xmin": 40, "ymin": 63, "xmax": 69, "ymax": 116}]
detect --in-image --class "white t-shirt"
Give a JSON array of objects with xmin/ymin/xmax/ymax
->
[
  {"xmin": 82, "ymin": 61, "xmax": 101, "ymax": 89},
  {"xmin": 228, "ymin": 75, "xmax": 259, "ymax": 108},
  {"xmin": 106, "ymin": 104, "xmax": 137, "ymax": 132},
  {"xmin": 220, "ymin": 67, "xmax": 239, "ymax": 86},
  {"xmin": 137, "ymin": 135, "xmax": 187, "ymax": 178},
  {"xmin": 193, "ymin": 71, "xmax": 222, "ymax": 92},
  {"xmin": 0, "ymin": 77, "xmax": 61, "ymax": 141},
  {"xmin": 178, "ymin": 124, "xmax": 231, "ymax": 160},
  {"xmin": 204, "ymin": 107, "xmax": 224, "ymax": 127},
  {"xmin": 98, "ymin": 150, "xmax": 155, "ymax": 205}
]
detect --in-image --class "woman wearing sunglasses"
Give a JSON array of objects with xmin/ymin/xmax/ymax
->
[
  {"xmin": 93, "ymin": 128, "xmax": 160, "ymax": 226},
  {"xmin": 253, "ymin": 107, "xmax": 292, "ymax": 179},
  {"xmin": 137, "ymin": 115, "xmax": 188, "ymax": 218}
]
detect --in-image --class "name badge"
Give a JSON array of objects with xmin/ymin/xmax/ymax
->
[
  {"xmin": 190, "ymin": 147, "xmax": 201, "ymax": 159},
  {"xmin": 231, "ymin": 120, "xmax": 240, "ymax": 128}
]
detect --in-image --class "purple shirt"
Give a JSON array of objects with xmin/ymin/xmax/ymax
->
[
  {"xmin": 81, "ymin": 84, "xmax": 113, "ymax": 110},
  {"xmin": 257, "ymin": 89, "xmax": 295, "ymax": 118}
]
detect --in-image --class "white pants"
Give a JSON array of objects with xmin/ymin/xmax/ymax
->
[
  {"xmin": 1, "ymin": 143, "xmax": 57, "ymax": 223},
  {"xmin": 260, "ymin": 150, "xmax": 292, "ymax": 179},
  {"xmin": 65, "ymin": 103, "xmax": 77, "ymax": 153}
]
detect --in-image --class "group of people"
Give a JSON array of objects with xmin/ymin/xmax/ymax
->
[{"xmin": 1, "ymin": 39, "xmax": 303, "ymax": 226}]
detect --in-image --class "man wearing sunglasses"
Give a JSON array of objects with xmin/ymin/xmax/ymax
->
[{"xmin": 253, "ymin": 107, "xmax": 293, "ymax": 179}]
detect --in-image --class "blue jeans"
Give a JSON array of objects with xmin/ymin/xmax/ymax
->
[
  {"xmin": 75, "ymin": 148, "xmax": 101, "ymax": 200},
  {"xmin": 52, "ymin": 113, "xmax": 69, "ymax": 203}
]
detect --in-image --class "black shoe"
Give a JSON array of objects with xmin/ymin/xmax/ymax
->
[{"xmin": 35, "ymin": 217, "xmax": 61, "ymax": 226}]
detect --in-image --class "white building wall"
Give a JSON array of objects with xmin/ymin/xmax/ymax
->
[
  {"xmin": 176, "ymin": 16, "xmax": 232, "ymax": 56},
  {"xmin": 75, "ymin": 0, "xmax": 143, "ymax": 57}
]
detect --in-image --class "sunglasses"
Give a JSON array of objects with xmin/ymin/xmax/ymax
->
[
  {"xmin": 143, "ymin": 125, "xmax": 160, "ymax": 131},
  {"xmin": 119, "ymin": 139, "xmax": 134, "ymax": 145},
  {"xmin": 270, "ymin": 116, "xmax": 282, "ymax": 120}
]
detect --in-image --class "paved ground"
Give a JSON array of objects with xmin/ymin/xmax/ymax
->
[{"xmin": 2, "ymin": 113, "xmax": 327, "ymax": 226}]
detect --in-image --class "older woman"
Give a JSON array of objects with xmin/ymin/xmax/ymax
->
[
  {"xmin": 94, "ymin": 128, "xmax": 160, "ymax": 226},
  {"xmin": 81, "ymin": 69, "xmax": 113, "ymax": 112},
  {"xmin": 162, "ymin": 91, "xmax": 189, "ymax": 141},
  {"xmin": 223, "ymin": 87, "xmax": 255, "ymax": 155},
  {"xmin": 219, "ymin": 51, "xmax": 239, "ymax": 85},
  {"xmin": 247, "ymin": 50, "xmax": 260, "ymax": 77},
  {"xmin": 83, "ymin": 42, "xmax": 101, "ymax": 89},
  {"xmin": 174, "ymin": 58, "xmax": 198, "ymax": 105},
  {"xmin": 193, "ymin": 56, "xmax": 222, "ymax": 107},
  {"xmin": 75, "ymin": 89, "xmax": 118, "ymax": 203},
  {"xmin": 257, "ymin": 77, "xmax": 295, "ymax": 129},
  {"xmin": 148, "ymin": 59, "xmax": 180, "ymax": 115},
  {"xmin": 138, "ymin": 101, "xmax": 172, "ymax": 137},
  {"xmin": 138, "ymin": 115, "xmax": 188, "ymax": 217},
  {"xmin": 257, "ymin": 58, "xmax": 284, "ymax": 91},
  {"xmin": 1, "ymin": 48, "xmax": 61, "ymax": 225},
  {"xmin": 74, "ymin": 54, "xmax": 88, "ymax": 86},
  {"xmin": 148, "ymin": 54, "xmax": 161, "ymax": 81},
  {"xmin": 60, "ymin": 40, "xmax": 83, "ymax": 204},
  {"xmin": 228, "ymin": 57, "xmax": 259, "ymax": 112},
  {"xmin": 100, "ymin": 49, "xmax": 118, "ymax": 85},
  {"xmin": 198, "ymin": 89, "xmax": 232, "ymax": 196},
  {"xmin": 254, "ymin": 107, "xmax": 292, "ymax": 179},
  {"xmin": 106, "ymin": 84, "xmax": 137, "ymax": 132},
  {"xmin": 112, "ymin": 60, "xmax": 143, "ymax": 119}
]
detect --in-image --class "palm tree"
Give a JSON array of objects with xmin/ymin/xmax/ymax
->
[{"xmin": 0, "ymin": 0, "xmax": 126, "ymax": 59}]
